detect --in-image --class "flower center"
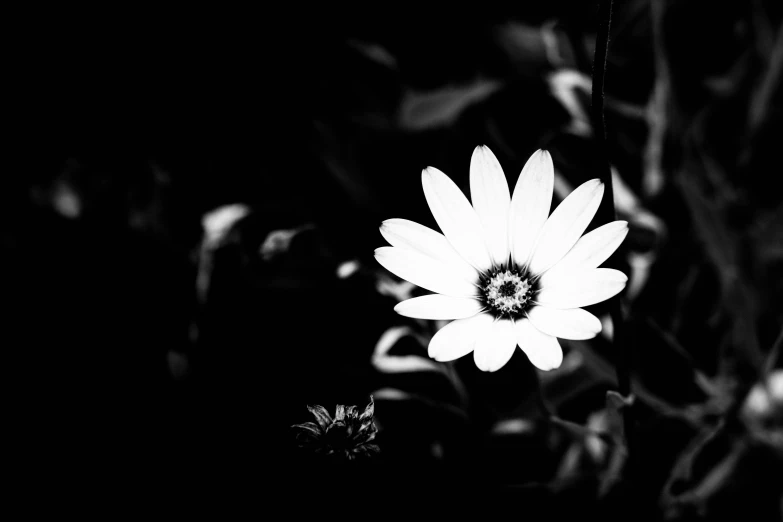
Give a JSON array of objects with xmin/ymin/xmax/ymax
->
[{"xmin": 481, "ymin": 268, "xmax": 534, "ymax": 319}]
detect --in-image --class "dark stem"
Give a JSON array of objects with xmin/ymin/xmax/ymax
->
[
  {"xmin": 590, "ymin": 0, "xmax": 634, "ymax": 445},
  {"xmin": 591, "ymin": 0, "xmax": 614, "ymax": 175}
]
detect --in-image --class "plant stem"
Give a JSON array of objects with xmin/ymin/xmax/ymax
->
[
  {"xmin": 589, "ymin": 0, "xmax": 633, "ymax": 442},
  {"xmin": 591, "ymin": 0, "xmax": 614, "ymax": 184}
]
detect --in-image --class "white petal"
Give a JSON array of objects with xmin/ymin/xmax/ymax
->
[
  {"xmin": 473, "ymin": 319, "xmax": 517, "ymax": 372},
  {"xmin": 528, "ymin": 179, "xmax": 604, "ymax": 276},
  {"xmin": 542, "ymin": 220, "xmax": 628, "ymax": 284},
  {"xmin": 375, "ymin": 247, "xmax": 479, "ymax": 298},
  {"xmin": 380, "ymin": 218, "xmax": 479, "ymax": 281},
  {"xmin": 526, "ymin": 306, "xmax": 602, "ymax": 340},
  {"xmin": 469, "ymin": 146, "xmax": 511, "ymax": 266},
  {"xmin": 428, "ymin": 312, "xmax": 494, "ymax": 361},
  {"xmin": 394, "ymin": 295, "xmax": 484, "ymax": 320},
  {"xmin": 509, "ymin": 150, "xmax": 554, "ymax": 267},
  {"xmin": 422, "ymin": 167, "xmax": 493, "ymax": 271},
  {"xmin": 535, "ymin": 268, "xmax": 627, "ymax": 309},
  {"xmin": 515, "ymin": 318, "xmax": 563, "ymax": 371}
]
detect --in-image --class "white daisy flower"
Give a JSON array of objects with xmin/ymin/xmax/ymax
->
[{"xmin": 375, "ymin": 146, "xmax": 629, "ymax": 372}]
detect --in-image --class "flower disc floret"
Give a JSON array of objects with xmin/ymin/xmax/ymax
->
[{"xmin": 481, "ymin": 267, "xmax": 536, "ymax": 319}]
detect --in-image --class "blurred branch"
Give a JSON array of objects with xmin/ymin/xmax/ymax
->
[
  {"xmin": 643, "ymin": 0, "xmax": 671, "ymax": 198},
  {"xmin": 748, "ymin": 20, "xmax": 783, "ymax": 136},
  {"xmin": 677, "ymin": 174, "xmax": 765, "ymax": 375},
  {"xmin": 660, "ymin": 419, "xmax": 728, "ymax": 514},
  {"xmin": 549, "ymin": 415, "xmax": 615, "ymax": 447},
  {"xmin": 645, "ymin": 317, "xmax": 719, "ymax": 397},
  {"xmin": 765, "ymin": 327, "xmax": 783, "ymax": 377},
  {"xmin": 397, "ymin": 79, "xmax": 502, "ymax": 131},
  {"xmin": 371, "ymin": 387, "xmax": 470, "ymax": 424},
  {"xmin": 571, "ymin": 339, "xmax": 701, "ymax": 428}
]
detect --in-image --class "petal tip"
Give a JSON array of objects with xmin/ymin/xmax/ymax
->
[
  {"xmin": 470, "ymin": 145, "xmax": 501, "ymax": 174},
  {"xmin": 475, "ymin": 144, "xmax": 495, "ymax": 156},
  {"xmin": 610, "ymin": 220, "xmax": 630, "ymax": 235},
  {"xmin": 532, "ymin": 148, "xmax": 552, "ymax": 163},
  {"xmin": 391, "ymin": 303, "xmax": 407, "ymax": 317},
  {"xmin": 589, "ymin": 179, "xmax": 606, "ymax": 200},
  {"xmin": 421, "ymin": 166, "xmax": 446, "ymax": 190},
  {"xmin": 517, "ymin": 149, "xmax": 555, "ymax": 186},
  {"xmin": 422, "ymin": 166, "xmax": 441, "ymax": 180}
]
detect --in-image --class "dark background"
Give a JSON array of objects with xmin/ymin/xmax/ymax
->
[{"xmin": 6, "ymin": 3, "xmax": 783, "ymax": 518}]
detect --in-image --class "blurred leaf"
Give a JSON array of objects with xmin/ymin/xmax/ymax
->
[
  {"xmin": 196, "ymin": 204, "xmax": 251, "ymax": 304},
  {"xmin": 372, "ymin": 387, "xmax": 469, "ymax": 423},
  {"xmin": 663, "ymin": 438, "xmax": 746, "ymax": 518},
  {"xmin": 605, "ymin": 390, "xmax": 634, "ymax": 445},
  {"xmin": 491, "ymin": 418, "xmax": 536, "ymax": 436},
  {"xmin": 50, "ymin": 179, "xmax": 82, "ymax": 219},
  {"xmin": 346, "ymin": 39, "xmax": 398, "ymax": 70},
  {"xmin": 612, "ymin": 166, "xmax": 667, "ymax": 247},
  {"xmin": 676, "ymin": 176, "xmax": 737, "ymax": 278},
  {"xmin": 375, "ymin": 274, "xmax": 416, "ymax": 302},
  {"xmin": 397, "ymin": 79, "xmax": 502, "ymax": 131},
  {"xmin": 764, "ymin": 329, "xmax": 783, "ymax": 376},
  {"xmin": 611, "ymin": 167, "xmax": 666, "ymax": 301},
  {"xmin": 335, "ymin": 259, "xmax": 361, "ymax": 279},
  {"xmin": 585, "ymin": 410, "xmax": 611, "ymax": 463},
  {"xmin": 569, "ymin": 339, "xmax": 700, "ymax": 426},
  {"xmin": 554, "ymin": 442, "xmax": 586, "ymax": 484},
  {"xmin": 495, "ymin": 21, "xmax": 571, "ymax": 72},
  {"xmin": 166, "ymin": 350, "xmax": 190, "ymax": 381},
  {"xmin": 751, "ymin": 205, "xmax": 783, "ymax": 269},
  {"xmin": 548, "ymin": 69, "xmax": 592, "ymax": 136},
  {"xmin": 643, "ymin": 76, "xmax": 668, "ymax": 197},
  {"xmin": 372, "ymin": 326, "xmax": 444, "ymax": 374},
  {"xmin": 645, "ymin": 317, "xmax": 721, "ymax": 398},
  {"xmin": 550, "ymin": 415, "xmax": 613, "ymax": 447},
  {"xmin": 201, "ymin": 204, "xmax": 251, "ymax": 249},
  {"xmin": 747, "ymin": 23, "xmax": 783, "ymax": 136},
  {"xmin": 677, "ymin": 175, "xmax": 764, "ymax": 373},
  {"xmin": 683, "ymin": 443, "xmax": 743, "ymax": 501},
  {"xmin": 598, "ymin": 391, "xmax": 633, "ymax": 497},
  {"xmin": 373, "ymin": 354, "xmax": 443, "ymax": 374},
  {"xmin": 539, "ymin": 348, "xmax": 606, "ymax": 410},
  {"xmin": 742, "ymin": 368, "xmax": 783, "ymax": 424},
  {"xmin": 660, "ymin": 420, "xmax": 726, "ymax": 508},
  {"xmin": 749, "ymin": 205, "xmax": 783, "ymax": 322},
  {"xmin": 259, "ymin": 224, "xmax": 315, "ymax": 262}
]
